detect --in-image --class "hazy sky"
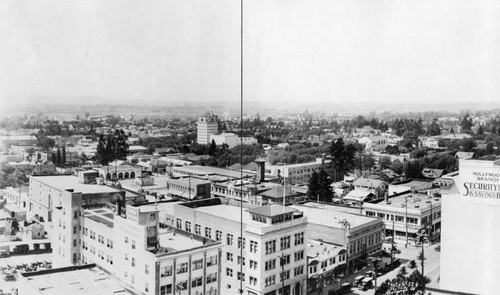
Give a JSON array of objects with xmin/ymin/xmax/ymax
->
[{"xmin": 1, "ymin": 0, "xmax": 499, "ymax": 108}]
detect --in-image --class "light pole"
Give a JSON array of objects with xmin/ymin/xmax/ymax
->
[
  {"xmin": 405, "ymin": 196, "xmax": 409, "ymax": 248},
  {"xmin": 426, "ymin": 200, "xmax": 433, "ymax": 244},
  {"xmin": 418, "ymin": 231, "xmax": 428, "ymax": 294}
]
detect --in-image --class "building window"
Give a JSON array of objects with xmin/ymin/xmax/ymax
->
[
  {"xmin": 185, "ymin": 221, "xmax": 191, "ymax": 232},
  {"xmin": 227, "ymin": 252, "xmax": 233, "ymax": 261},
  {"xmin": 280, "ymin": 255, "xmax": 290, "ymax": 266},
  {"xmin": 294, "ymin": 265, "xmax": 304, "ymax": 276},
  {"xmin": 132, "ymin": 240, "xmax": 136, "ymax": 249},
  {"xmin": 192, "ymin": 276, "xmax": 203, "ymax": 288},
  {"xmin": 237, "ymin": 272, "xmax": 245, "ymax": 281},
  {"xmin": 265, "ymin": 275, "xmax": 276, "ymax": 287},
  {"xmin": 294, "ymin": 232, "xmax": 304, "ymax": 245},
  {"xmin": 265, "ymin": 240, "xmax": 276, "ymax": 254},
  {"xmin": 294, "ymin": 250, "xmax": 304, "ymax": 261},
  {"xmin": 131, "ymin": 257, "xmax": 136, "ymax": 267},
  {"xmin": 161, "ymin": 266, "xmax": 172, "ymax": 277},
  {"xmin": 192, "ymin": 259, "xmax": 203, "ymax": 270},
  {"xmin": 237, "ymin": 256, "xmax": 245, "ymax": 266},
  {"xmin": 226, "ymin": 268, "xmax": 233, "ymax": 277},
  {"xmin": 216, "ymin": 230, "xmax": 222, "ymax": 241},
  {"xmin": 125, "ymin": 236, "xmax": 129, "ymax": 244},
  {"xmin": 195, "ymin": 224, "xmax": 201, "ymax": 235},
  {"xmin": 205, "ymin": 227, "xmax": 212, "ymax": 238},
  {"xmin": 265, "ymin": 259, "xmax": 276, "ymax": 270},
  {"xmin": 280, "ymin": 236, "xmax": 291, "ymax": 250},
  {"xmin": 249, "ymin": 276, "xmax": 257, "ymax": 286},
  {"xmin": 227, "ymin": 233, "xmax": 234, "ymax": 246},
  {"xmin": 280, "ymin": 270, "xmax": 290, "ymax": 281},
  {"xmin": 145, "ymin": 264, "xmax": 149, "ymax": 274},
  {"xmin": 238, "ymin": 237, "xmax": 245, "ymax": 249},
  {"xmin": 207, "ymin": 272, "xmax": 217, "ymax": 284},
  {"xmin": 145, "ymin": 282, "xmax": 149, "ymax": 292},
  {"xmin": 176, "ymin": 218, "xmax": 182, "ymax": 229},
  {"xmin": 250, "ymin": 240, "xmax": 258, "ymax": 253},
  {"xmin": 160, "ymin": 284, "xmax": 172, "ymax": 295},
  {"xmin": 249, "ymin": 260, "xmax": 257, "ymax": 270},
  {"xmin": 177, "ymin": 281, "xmax": 187, "ymax": 291},
  {"xmin": 207, "ymin": 255, "xmax": 217, "ymax": 267},
  {"xmin": 177, "ymin": 262, "xmax": 188, "ymax": 274}
]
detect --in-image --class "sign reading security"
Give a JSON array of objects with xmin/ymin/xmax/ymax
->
[{"xmin": 462, "ymin": 171, "xmax": 500, "ymax": 198}]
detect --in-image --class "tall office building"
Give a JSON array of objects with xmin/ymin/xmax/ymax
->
[
  {"xmin": 45, "ymin": 173, "xmax": 223, "ymax": 295},
  {"xmin": 162, "ymin": 198, "xmax": 308, "ymax": 295},
  {"xmin": 440, "ymin": 159, "xmax": 500, "ymax": 294},
  {"xmin": 197, "ymin": 112, "xmax": 219, "ymax": 144}
]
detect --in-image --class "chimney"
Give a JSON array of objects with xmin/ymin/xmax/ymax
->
[{"xmin": 254, "ymin": 158, "xmax": 266, "ymax": 183}]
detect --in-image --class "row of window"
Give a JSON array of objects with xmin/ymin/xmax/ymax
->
[
  {"xmin": 174, "ymin": 219, "xmax": 259, "ymax": 253},
  {"xmin": 160, "ymin": 256, "xmax": 218, "ymax": 277},
  {"xmin": 264, "ymin": 233, "xmax": 304, "ymax": 255}
]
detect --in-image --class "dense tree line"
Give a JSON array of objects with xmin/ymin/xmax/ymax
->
[
  {"xmin": 307, "ymin": 170, "xmax": 334, "ymax": 202},
  {"xmin": 0, "ymin": 164, "xmax": 28, "ymax": 188},
  {"xmin": 96, "ymin": 129, "xmax": 129, "ymax": 166}
]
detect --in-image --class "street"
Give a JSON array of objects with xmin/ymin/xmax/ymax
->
[{"xmin": 310, "ymin": 240, "xmax": 440, "ymax": 295}]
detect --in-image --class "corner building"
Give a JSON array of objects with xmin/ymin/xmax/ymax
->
[
  {"xmin": 440, "ymin": 159, "xmax": 500, "ymax": 295},
  {"xmin": 51, "ymin": 192, "xmax": 223, "ymax": 295},
  {"xmin": 163, "ymin": 199, "xmax": 308, "ymax": 295}
]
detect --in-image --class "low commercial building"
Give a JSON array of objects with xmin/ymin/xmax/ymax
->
[
  {"xmin": 388, "ymin": 179, "xmax": 434, "ymax": 196},
  {"xmin": 307, "ymin": 240, "xmax": 346, "ymax": 278},
  {"xmin": 165, "ymin": 177, "xmax": 211, "ymax": 200},
  {"xmin": 362, "ymin": 192, "xmax": 441, "ymax": 243},
  {"xmin": 98, "ymin": 160, "xmax": 141, "ymax": 180},
  {"xmin": 290, "ymin": 204, "xmax": 384, "ymax": 269}
]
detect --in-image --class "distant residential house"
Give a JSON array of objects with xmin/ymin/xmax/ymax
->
[
  {"xmin": 359, "ymin": 136, "xmax": 388, "ymax": 152},
  {"xmin": 155, "ymin": 147, "xmax": 177, "ymax": 155},
  {"xmin": 258, "ymin": 186, "xmax": 306, "ymax": 205},
  {"xmin": 342, "ymin": 190, "xmax": 374, "ymax": 205},
  {"xmin": 128, "ymin": 145, "xmax": 148, "ymax": 154}
]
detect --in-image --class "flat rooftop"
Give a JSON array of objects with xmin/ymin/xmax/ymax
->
[
  {"xmin": 194, "ymin": 204, "xmax": 265, "ymax": 227},
  {"xmin": 290, "ymin": 204, "xmax": 378, "ymax": 229},
  {"xmin": 158, "ymin": 228, "xmax": 208, "ymax": 253},
  {"xmin": 21, "ymin": 265, "xmax": 128, "ymax": 295},
  {"xmin": 173, "ymin": 165, "xmax": 254, "ymax": 179},
  {"xmin": 84, "ymin": 207, "xmax": 115, "ymax": 228},
  {"xmin": 372, "ymin": 192, "xmax": 441, "ymax": 209},
  {"xmin": 31, "ymin": 175, "xmax": 120, "ymax": 194}
]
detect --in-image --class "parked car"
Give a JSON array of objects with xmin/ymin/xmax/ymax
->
[{"xmin": 353, "ymin": 275, "xmax": 365, "ymax": 287}]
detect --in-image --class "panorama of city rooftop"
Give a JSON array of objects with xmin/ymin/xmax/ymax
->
[{"xmin": 1, "ymin": 108, "xmax": 500, "ymax": 295}]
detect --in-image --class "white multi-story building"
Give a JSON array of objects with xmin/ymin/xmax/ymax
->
[
  {"xmin": 51, "ymin": 195, "xmax": 223, "ymax": 295},
  {"xmin": 197, "ymin": 112, "xmax": 219, "ymax": 144},
  {"xmin": 269, "ymin": 159, "xmax": 333, "ymax": 184},
  {"xmin": 28, "ymin": 174, "xmax": 126, "ymax": 223},
  {"xmin": 161, "ymin": 199, "xmax": 308, "ymax": 295}
]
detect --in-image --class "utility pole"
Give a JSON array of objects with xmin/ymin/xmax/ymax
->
[
  {"xmin": 405, "ymin": 196, "xmax": 408, "ymax": 248},
  {"xmin": 391, "ymin": 215, "xmax": 395, "ymax": 263}
]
